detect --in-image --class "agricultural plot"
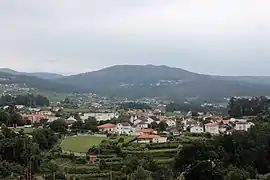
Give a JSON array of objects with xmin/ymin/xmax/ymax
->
[
  {"xmin": 61, "ymin": 135, "xmax": 136, "ymax": 153},
  {"xmin": 11, "ymin": 126, "xmax": 34, "ymax": 133},
  {"xmin": 61, "ymin": 136, "xmax": 107, "ymax": 153}
]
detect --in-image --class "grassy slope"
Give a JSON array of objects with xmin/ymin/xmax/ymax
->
[{"xmin": 61, "ymin": 135, "xmax": 136, "ymax": 153}]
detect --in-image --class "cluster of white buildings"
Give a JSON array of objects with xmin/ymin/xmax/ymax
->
[
  {"xmin": 184, "ymin": 118, "xmax": 255, "ymax": 135},
  {"xmin": 80, "ymin": 112, "xmax": 118, "ymax": 122}
]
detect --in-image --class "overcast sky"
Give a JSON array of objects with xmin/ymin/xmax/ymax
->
[{"xmin": 0, "ymin": 0, "xmax": 270, "ymax": 76}]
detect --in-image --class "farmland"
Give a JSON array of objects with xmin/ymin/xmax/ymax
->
[
  {"xmin": 11, "ymin": 126, "xmax": 34, "ymax": 133},
  {"xmin": 61, "ymin": 135, "xmax": 136, "ymax": 153}
]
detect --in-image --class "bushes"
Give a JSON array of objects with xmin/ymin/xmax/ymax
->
[
  {"xmin": 122, "ymin": 149, "xmax": 178, "ymax": 158},
  {"xmin": 69, "ymin": 173, "xmax": 110, "ymax": 180},
  {"xmin": 66, "ymin": 166, "xmax": 102, "ymax": 174},
  {"xmin": 146, "ymin": 142, "xmax": 181, "ymax": 150}
]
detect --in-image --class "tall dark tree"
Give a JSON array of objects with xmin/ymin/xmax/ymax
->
[
  {"xmin": 49, "ymin": 119, "xmax": 68, "ymax": 134},
  {"xmin": 153, "ymin": 166, "xmax": 173, "ymax": 180},
  {"xmin": 158, "ymin": 121, "xmax": 168, "ymax": 132},
  {"xmin": 32, "ymin": 128, "xmax": 58, "ymax": 150},
  {"xmin": 184, "ymin": 161, "xmax": 223, "ymax": 180},
  {"xmin": 84, "ymin": 117, "xmax": 98, "ymax": 132}
]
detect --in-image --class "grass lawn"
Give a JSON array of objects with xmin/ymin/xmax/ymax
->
[
  {"xmin": 61, "ymin": 136, "xmax": 107, "ymax": 153},
  {"xmin": 11, "ymin": 127, "xmax": 34, "ymax": 133},
  {"xmin": 62, "ymin": 108, "xmax": 89, "ymax": 113},
  {"xmin": 39, "ymin": 91, "xmax": 69, "ymax": 103},
  {"xmin": 61, "ymin": 135, "xmax": 136, "ymax": 153}
]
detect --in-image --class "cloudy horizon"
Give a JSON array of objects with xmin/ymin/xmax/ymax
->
[{"xmin": 1, "ymin": 0, "xmax": 270, "ymax": 76}]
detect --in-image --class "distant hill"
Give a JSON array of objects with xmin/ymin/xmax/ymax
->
[
  {"xmin": 0, "ymin": 71, "xmax": 84, "ymax": 93},
  {"xmin": 214, "ymin": 76, "xmax": 270, "ymax": 85},
  {"xmin": 0, "ymin": 68, "xmax": 64, "ymax": 80},
  {"xmin": 56, "ymin": 65, "xmax": 270, "ymax": 101}
]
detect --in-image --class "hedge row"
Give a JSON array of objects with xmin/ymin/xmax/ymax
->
[
  {"xmin": 156, "ymin": 158, "xmax": 174, "ymax": 165},
  {"xmin": 69, "ymin": 173, "xmax": 110, "ymax": 180},
  {"xmin": 102, "ymin": 157, "xmax": 122, "ymax": 162},
  {"xmin": 146, "ymin": 142, "xmax": 181, "ymax": 149},
  {"xmin": 66, "ymin": 166, "xmax": 104, "ymax": 174},
  {"xmin": 122, "ymin": 149, "xmax": 178, "ymax": 158},
  {"xmin": 96, "ymin": 154, "xmax": 116, "ymax": 158}
]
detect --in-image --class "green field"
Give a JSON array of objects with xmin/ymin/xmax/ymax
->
[
  {"xmin": 62, "ymin": 108, "xmax": 89, "ymax": 113},
  {"xmin": 61, "ymin": 135, "xmax": 136, "ymax": 153},
  {"xmin": 39, "ymin": 91, "xmax": 69, "ymax": 102},
  {"xmin": 61, "ymin": 136, "xmax": 106, "ymax": 152},
  {"xmin": 11, "ymin": 127, "xmax": 34, "ymax": 133}
]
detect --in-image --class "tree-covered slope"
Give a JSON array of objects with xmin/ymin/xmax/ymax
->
[{"xmin": 56, "ymin": 65, "xmax": 270, "ymax": 101}]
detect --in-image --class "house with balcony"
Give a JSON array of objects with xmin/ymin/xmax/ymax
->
[
  {"xmin": 116, "ymin": 122, "xmax": 133, "ymax": 135},
  {"xmin": 205, "ymin": 123, "xmax": 219, "ymax": 134},
  {"xmin": 190, "ymin": 126, "xmax": 204, "ymax": 133},
  {"xmin": 97, "ymin": 123, "xmax": 116, "ymax": 134},
  {"xmin": 136, "ymin": 129, "xmax": 167, "ymax": 143},
  {"xmin": 234, "ymin": 122, "xmax": 254, "ymax": 131}
]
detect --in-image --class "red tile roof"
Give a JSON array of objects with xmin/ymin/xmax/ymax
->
[
  {"xmin": 23, "ymin": 114, "xmax": 46, "ymax": 117},
  {"xmin": 216, "ymin": 120, "xmax": 229, "ymax": 124},
  {"xmin": 137, "ymin": 134, "xmax": 161, "ymax": 139},
  {"xmin": 98, "ymin": 123, "xmax": 116, "ymax": 128}
]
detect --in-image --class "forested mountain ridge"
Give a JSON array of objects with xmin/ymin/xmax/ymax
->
[
  {"xmin": 0, "ymin": 71, "xmax": 84, "ymax": 93},
  {"xmin": 56, "ymin": 65, "xmax": 270, "ymax": 101},
  {"xmin": 2, "ymin": 65, "xmax": 270, "ymax": 101},
  {"xmin": 0, "ymin": 68, "xmax": 64, "ymax": 80}
]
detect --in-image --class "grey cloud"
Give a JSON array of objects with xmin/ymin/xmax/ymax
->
[{"xmin": 0, "ymin": 0, "xmax": 270, "ymax": 75}]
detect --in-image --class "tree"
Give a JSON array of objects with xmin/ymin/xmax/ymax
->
[
  {"xmin": 130, "ymin": 166, "xmax": 152, "ymax": 180},
  {"xmin": 49, "ymin": 119, "xmax": 68, "ymax": 134},
  {"xmin": 74, "ymin": 113, "xmax": 81, "ymax": 121},
  {"xmin": 6, "ymin": 105, "xmax": 24, "ymax": 126},
  {"xmin": 0, "ymin": 109, "xmax": 8, "ymax": 125},
  {"xmin": 122, "ymin": 155, "xmax": 141, "ymax": 175},
  {"xmin": 0, "ymin": 94, "xmax": 49, "ymax": 107},
  {"xmin": 32, "ymin": 128, "xmax": 58, "ymax": 150},
  {"xmin": 0, "ymin": 161, "xmax": 23, "ymax": 179},
  {"xmin": 184, "ymin": 161, "xmax": 223, "ymax": 180},
  {"xmin": 141, "ymin": 156, "xmax": 159, "ymax": 172},
  {"xmin": 158, "ymin": 121, "xmax": 168, "ymax": 132},
  {"xmin": 70, "ymin": 120, "xmax": 84, "ymax": 133},
  {"xmin": 153, "ymin": 166, "xmax": 173, "ymax": 180},
  {"xmin": 84, "ymin": 117, "xmax": 98, "ymax": 132},
  {"xmin": 150, "ymin": 122, "xmax": 158, "ymax": 130},
  {"xmin": 225, "ymin": 166, "xmax": 250, "ymax": 180}
]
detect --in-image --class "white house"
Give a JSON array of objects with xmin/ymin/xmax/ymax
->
[
  {"xmin": 146, "ymin": 117, "xmax": 155, "ymax": 124},
  {"xmin": 183, "ymin": 119, "xmax": 199, "ymax": 131},
  {"xmin": 97, "ymin": 123, "xmax": 116, "ymax": 133},
  {"xmin": 166, "ymin": 119, "xmax": 176, "ymax": 127},
  {"xmin": 134, "ymin": 122, "xmax": 149, "ymax": 131},
  {"xmin": 39, "ymin": 110, "xmax": 53, "ymax": 116},
  {"xmin": 229, "ymin": 118, "xmax": 247, "ymax": 123},
  {"xmin": 234, "ymin": 122, "xmax": 254, "ymax": 131},
  {"xmin": 133, "ymin": 119, "xmax": 142, "ymax": 125},
  {"xmin": 137, "ymin": 135, "xmax": 167, "ymax": 143},
  {"xmin": 129, "ymin": 116, "xmax": 135, "ymax": 124},
  {"xmin": 190, "ymin": 126, "xmax": 204, "ymax": 133},
  {"xmin": 136, "ymin": 129, "xmax": 167, "ymax": 143},
  {"xmin": 81, "ymin": 112, "xmax": 118, "ymax": 122},
  {"xmin": 219, "ymin": 125, "xmax": 227, "ymax": 133},
  {"xmin": 66, "ymin": 116, "xmax": 77, "ymax": 126},
  {"xmin": 116, "ymin": 122, "xmax": 133, "ymax": 135},
  {"xmin": 205, "ymin": 123, "xmax": 219, "ymax": 134}
]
